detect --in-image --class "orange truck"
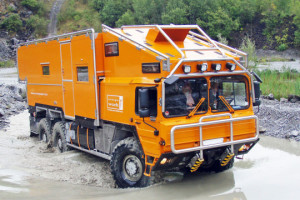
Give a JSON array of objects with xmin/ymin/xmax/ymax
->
[{"xmin": 17, "ymin": 24, "xmax": 261, "ymax": 188}]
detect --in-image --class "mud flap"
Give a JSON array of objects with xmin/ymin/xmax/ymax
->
[
  {"xmin": 220, "ymin": 148, "xmax": 235, "ymax": 167},
  {"xmin": 190, "ymin": 158, "xmax": 204, "ymax": 172},
  {"xmin": 188, "ymin": 154, "xmax": 204, "ymax": 172}
]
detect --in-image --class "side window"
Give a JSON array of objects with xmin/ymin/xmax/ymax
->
[
  {"xmin": 105, "ymin": 42, "xmax": 119, "ymax": 57},
  {"xmin": 77, "ymin": 67, "xmax": 88, "ymax": 82},
  {"xmin": 42, "ymin": 65, "xmax": 50, "ymax": 75},
  {"xmin": 135, "ymin": 87, "xmax": 157, "ymax": 117}
]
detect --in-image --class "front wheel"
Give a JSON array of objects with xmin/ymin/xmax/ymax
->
[{"xmin": 110, "ymin": 137, "xmax": 150, "ymax": 188}]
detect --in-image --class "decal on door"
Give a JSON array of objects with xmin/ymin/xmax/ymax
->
[{"xmin": 107, "ymin": 95, "xmax": 123, "ymax": 112}]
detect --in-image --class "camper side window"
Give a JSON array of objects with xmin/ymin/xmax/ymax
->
[
  {"xmin": 77, "ymin": 67, "xmax": 89, "ymax": 82},
  {"xmin": 42, "ymin": 66, "xmax": 50, "ymax": 75}
]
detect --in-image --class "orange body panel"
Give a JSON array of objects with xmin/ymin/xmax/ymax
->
[{"xmin": 18, "ymin": 34, "xmax": 98, "ymax": 121}]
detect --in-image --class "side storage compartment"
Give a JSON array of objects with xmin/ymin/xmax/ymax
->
[{"xmin": 94, "ymin": 124, "xmax": 116, "ymax": 154}]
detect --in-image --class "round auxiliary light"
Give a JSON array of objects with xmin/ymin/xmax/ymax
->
[
  {"xmin": 160, "ymin": 158, "xmax": 168, "ymax": 165},
  {"xmin": 197, "ymin": 63, "xmax": 208, "ymax": 72},
  {"xmin": 226, "ymin": 62, "xmax": 236, "ymax": 71},
  {"xmin": 182, "ymin": 65, "xmax": 191, "ymax": 74},
  {"xmin": 211, "ymin": 63, "xmax": 222, "ymax": 71}
]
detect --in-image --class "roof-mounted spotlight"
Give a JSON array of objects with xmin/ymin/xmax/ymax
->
[
  {"xmin": 211, "ymin": 63, "xmax": 222, "ymax": 71},
  {"xmin": 226, "ymin": 63, "xmax": 236, "ymax": 71},
  {"xmin": 197, "ymin": 63, "xmax": 208, "ymax": 72},
  {"xmin": 182, "ymin": 65, "xmax": 191, "ymax": 74}
]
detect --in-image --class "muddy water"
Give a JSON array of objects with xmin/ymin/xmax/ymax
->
[{"xmin": 1, "ymin": 112, "xmax": 300, "ymax": 200}]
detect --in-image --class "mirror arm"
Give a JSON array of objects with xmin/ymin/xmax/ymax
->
[{"xmin": 143, "ymin": 117, "xmax": 159, "ymax": 136}]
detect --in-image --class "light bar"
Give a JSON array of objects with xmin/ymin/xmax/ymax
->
[
  {"xmin": 197, "ymin": 63, "xmax": 208, "ymax": 72},
  {"xmin": 226, "ymin": 63, "xmax": 236, "ymax": 71},
  {"xmin": 211, "ymin": 63, "xmax": 222, "ymax": 71},
  {"xmin": 182, "ymin": 65, "xmax": 191, "ymax": 74}
]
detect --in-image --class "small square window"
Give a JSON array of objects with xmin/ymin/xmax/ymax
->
[
  {"xmin": 77, "ymin": 67, "xmax": 88, "ymax": 82},
  {"xmin": 42, "ymin": 66, "xmax": 50, "ymax": 75},
  {"xmin": 105, "ymin": 42, "xmax": 119, "ymax": 57}
]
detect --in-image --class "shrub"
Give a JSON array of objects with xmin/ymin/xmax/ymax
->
[
  {"xmin": 21, "ymin": 0, "xmax": 40, "ymax": 12},
  {"xmin": 240, "ymin": 36, "xmax": 257, "ymax": 69},
  {"xmin": 1, "ymin": 14, "xmax": 22, "ymax": 33},
  {"xmin": 276, "ymin": 43, "xmax": 288, "ymax": 51},
  {"xmin": 26, "ymin": 15, "xmax": 48, "ymax": 37},
  {"xmin": 217, "ymin": 33, "xmax": 228, "ymax": 45}
]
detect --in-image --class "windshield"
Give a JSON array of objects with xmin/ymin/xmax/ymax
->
[
  {"xmin": 165, "ymin": 78, "xmax": 208, "ymax": 117},
  {"xmin": 210, "ymin": 76, "xmax": 249, "ymax": 112},
  {"xmin": 164, "ymin": 75, "xmax": 249, "ymax": 117}
]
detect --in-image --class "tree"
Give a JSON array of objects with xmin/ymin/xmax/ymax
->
[
  {"xmin": 116, "ymin": 10, "xmax": 135, "ymax": 27},
  {"xmin": 161, "ymin": 0, "xmax": 188, "ymax": 24},
  {"xmin": 197, "ymin": 7, "xmax": 240, "ymax": 39},
  {"xmin": 101, "ymin": 0, "xmax": 129, "ymax": 27}
]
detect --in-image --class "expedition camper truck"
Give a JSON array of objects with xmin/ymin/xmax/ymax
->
[{"xmin": 17, "ymin": 24, "xmax": 261, "ymax": 188}]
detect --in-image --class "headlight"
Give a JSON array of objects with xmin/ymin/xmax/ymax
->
[
  {"xmin": 197, "ymin": 63, "xmax": 208, "ymax": 72},
  {"xmin": 211, "ymin": 63, "xmax": 221, "ymax": 71},
  {"xmin": 182, "ymin": 65, "xmax": 191, "ymax": 74},
  {"xmin": 226, "ymin": 63, "xmax": 236, "ymax": 71}
]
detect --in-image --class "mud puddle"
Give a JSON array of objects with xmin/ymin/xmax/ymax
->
[{"xmin": 1, "ymin": 112, "xmax": 300, "ymax": 199}]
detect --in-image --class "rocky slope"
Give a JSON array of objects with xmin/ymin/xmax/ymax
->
[
  {"xmin": 0, "ymin": 83, "xmax": 27, "ymax": 129},
  {"xmin": 0, "ymin": 1, "xmax": 31, "ymax": 61}
]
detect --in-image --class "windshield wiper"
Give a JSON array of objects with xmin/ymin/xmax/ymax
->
[
  {"xmin": 187, "ymin": 97, "xmax": 205, "ymax": 119},
  {"xmin": 218, "ymin": 96, "xmax": 234, "ymax": 113}
]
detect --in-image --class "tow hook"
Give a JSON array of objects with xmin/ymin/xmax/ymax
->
[{"xmin": 188, "ymin": 153, "xmax": 204, "ymax": 172}]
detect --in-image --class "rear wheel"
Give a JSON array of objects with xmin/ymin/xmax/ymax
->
[
  {"xmin": 52, "ymin": 122, "xmax": 69, "ymax": 152},
  {"xmin": 110, "ymin": 137, "xmax": 150, "ymax": 188},
  {"xmin": 37, "ymin": 118, "xmax": 51, "ymax": 143}
]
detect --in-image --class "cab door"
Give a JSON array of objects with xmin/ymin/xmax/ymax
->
[{"xmin": 60, "ymin": 42, "xmax": 75, "ymax": 118}]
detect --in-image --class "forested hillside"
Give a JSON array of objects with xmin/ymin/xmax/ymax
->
[
  {"xmin": 58, "ymin": 0, "xmax": 300, "ymax": 50},
  {"xmin": 0, "ymin": 0, "xmax": 51, "ymax": 65},
  {"xmin": 0, "ymin": 0, "xmax": 299, "ymax": 65}
]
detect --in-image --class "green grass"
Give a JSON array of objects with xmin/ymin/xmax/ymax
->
[
  {"xmin": 255, "ymin": 68, "xmax": 300, "ymax": 99},
  {"xmin": 258, "ymin": 57, "xmax": 295, "ymax": 64},
  {"xmin": 0, "ymin": 60, "xmax": 15, "ymax": 68}
]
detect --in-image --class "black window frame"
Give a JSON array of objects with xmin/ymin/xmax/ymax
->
[
  {"xmin": 104, "ymin": 42, "xmax": 119, "ymax": 57},
  {"xmin": 42, "ymin": 65, "xmax": 50, "ymax": 75},
  {"xmin": 209, "ymin": 75, "xmax": 250, "ymax": 113}
]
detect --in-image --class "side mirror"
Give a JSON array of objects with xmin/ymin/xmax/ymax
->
[
  {"xmin": 138, "ymin": 88, "xmax": 150, "ymax": 117},
  {"xmin": 253, "ymin": 81, "xmax": 261, "ymax": 106}
]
